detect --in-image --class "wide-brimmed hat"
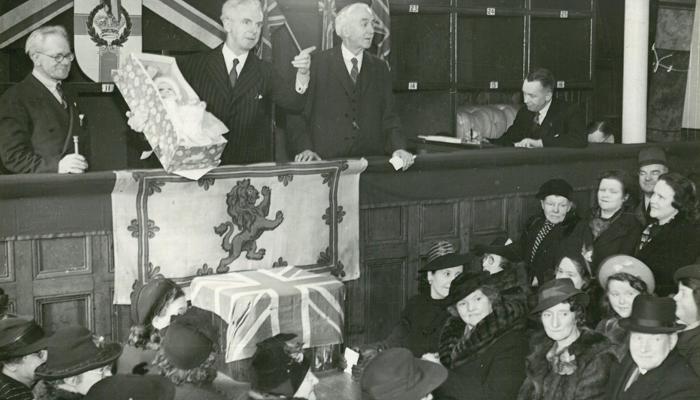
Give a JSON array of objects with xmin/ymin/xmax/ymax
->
[
  {"xmin": 598, "ymin": 255, "xmax": 655, "ymax": 294},
  {"xmin": 162, "ymin": 307, "xmax": 218, "ymax": 370},
  {"xmin": 84, "ymin": 375, "xmax": 175, "ymax": 400},
  {"xmin": 638, "ymin": 146, "xmax": 667, "ymax": 167},
  {"xmin": 531, "ymin": 278, "xmax": 589, "ymax": 314},
  {"xmin": 419, "ymin": 252, "xmax": 474, "ymax": 273},
  {"xmin": 361, "ymin": 348, "xmax": 447, "ymax": 400},
  {"xmin": 674, "ymin": 264, "xmax": 700, "ymax": 283},
  {"xmin": 35, "ymin": 326, "xmax": 122, "ymax": 379},
  {"xmin": 445, "ymin": 271, "xmax": 490, "ymax": 305},
  {"xmin": 0, "ymin": 318, "xmax": 50, "ymax": 361},
  {"xmin": 251, "ymin": 333, "xmax": 309, "ymax": 395},
  {"xmin": 130, "ymin": 277, "xmax": 180, "ymax": 326},
  {"xmin": 619, "ymin": 295, "xmax": 685, "ymax": 333},
  {"xmin": 536, "ymin": 178, "xmax": 574, "ymax": 200}
]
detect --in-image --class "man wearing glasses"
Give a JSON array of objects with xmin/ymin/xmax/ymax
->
[
  {"xmin": 0, "ymin": 25, "xmax": 88, "ymax": 174},
  {"xmin": 636, "ymin": 147, "xmax": 669, "ymax": 226}
]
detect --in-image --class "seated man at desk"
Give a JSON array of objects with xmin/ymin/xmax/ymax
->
[
  {"xmin": 0, "ymin": 25, "xmax": 88, "ymax": 174},
  {"xmin": 494, "ymin": 68, "xmax": 586, "ymax": 149}
]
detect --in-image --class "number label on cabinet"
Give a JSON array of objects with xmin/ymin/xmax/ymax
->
[
  {"xmin": 408, "ymin": 81, "xmax": 418, "ymax": 90},
  {"xmin": 486, "ymin": 7, "xmax": 496, "ymax": 16},
  {"xmin": 560, "ymin": 10, "xmax": 569, "ymax": 18},
  {"xmin": 556, "ymin": 80, "xmax": 566, "ymax": 88},
  {"xmin": 409, "ymin": 4, "xmax": 419, "ymax": 13},
  {"xmin": 489, "ymin": 81, "xmax": 499, "ymax": 89}
]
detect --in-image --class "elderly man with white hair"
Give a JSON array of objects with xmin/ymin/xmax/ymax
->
[
  {"xmin": 293, "ymin": 2, "xmax": 414, "ymax": 170},
  {"xmin": 605, "ymin": 295, "xmax": 700, "ymax": 400},
  {"xmin": 0, "ymin": 25, "xmax": 89, "ymax": 174}
]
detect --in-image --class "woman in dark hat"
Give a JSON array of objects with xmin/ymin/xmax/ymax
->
[
  {"xmin": 0, "ymin": 318, "xmax": 50, "ymax": 400},
  {"xmin": 34, "ymin": 326, "xmax": 123, "ymax": 400},
  {"xmin": 361, "ymin": 348, "xmax": 447, "ymax": 400},
  {"xmin": 434, "ymin": 270, "xmax": 528, "ymax": 400},
  {"xmin": 596, "ymin": 255, "xmax": 655, "ymax": 359},
  {"xmin": 249, "ymin": 333, "xmax": 318, "ymax": 399},
  {"xmin": 553, "ymin": 248, "xmax": 603, "ymax": 327},
  {"xmin": 152, "ymin": 308, "xmax": 233, "ymax": 400},
  {"xmin": 473, "ymin": 237, "xmax": 530, "ymax": 306},
  {"xmin": 117, "ymin": 277, "xmax": 188, "ymax": 375},
  {"xmin": 505, "ymin": 178, "xmax": 580, "ymax": 288},
  {"xmin": 355, "ymin": 240, "xmax": 468, "ymax": 374},
  {"xmin": 635, "ymin": 172, "xmax": 700, "ymax": 296},
  {"xmin": 567, "ymin": 170, "xmax": 642, "ymax": 274},
  {"xmin": 672, "ymin": 264, "xmax": 700, "ymax": 376},
  {"xmin": 517, "ymin": 279, "xmax": 614, "ymax": 400}
]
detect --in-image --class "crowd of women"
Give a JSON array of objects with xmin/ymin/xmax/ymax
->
[{"xmin": 355, "ymin": 147, "xmax": 700, "ymax": 400}]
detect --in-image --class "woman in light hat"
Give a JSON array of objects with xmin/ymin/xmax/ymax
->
[
  {"xmin": 434, "ymin": 270, "xmax": 528, "ymax": 400},
  {"xmin": 354, "ymin": 241, "xmax": 468, "ymax": 379},
  {"xmin": 673, "ymin": 263, "xmax": 700, "ymax": 375},
  {"xmin": 517, "ymin": 279, "xmax": 614, "ymax": 400},
  {"xmin": 117, "ymin": 277, "xmax": 188, "ymax": 375},
  {"xmin": 596, "ymin": 255, "xmax": 655, "ymax": 358},
  {"xmin": 361, "ymin": 348, "xmax": 447, "ymax": 400},
  {"xmin": 635, "ymin": 172, "xmax": 700, "ymax": 296}
]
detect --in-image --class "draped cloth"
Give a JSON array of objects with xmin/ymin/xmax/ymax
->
[{"xmin": 111, "ymin": 160, "xmax": 366, "ymax": 304}]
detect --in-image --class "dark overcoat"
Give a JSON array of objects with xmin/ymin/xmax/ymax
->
[
  {"xmin": 380, "ymin": 294, "xmax": 450, "ymax": 357},
  {"xmin": 678, "ymin": 324, "xmax": 700, "ymax": 377},
  {"xmin": 293, "ymin": 46, "xmax": 406, "ymax": 159},
  {"xmin": 606, "ymin": 350, "xmax": 700, "ymax": 400},
  {"xmin": 0, "ymin": 74, "xmax": 87, "ymax": 173}
]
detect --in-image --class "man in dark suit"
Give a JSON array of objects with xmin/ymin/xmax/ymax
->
[
  {"xmin": 0, "ymin": 25, "xmax": 88, "ymax": 174},
  {"xmin": 494, "ymin": 68, "xmax": 586, "ymax": 148},
  {"xmin": 606, "ymin": 295, "xmax": 700, "ymax": 400},
  {"xmin": 635, "ymin": 147, "xmax": 669, "ymax": 227},
  {"xmin": 292, "ymin": 3, "xmax": 414, "ymax": 170},
  {"xmin": 129, "ymin": 0, "xmax": 313, "ymax": 165}
]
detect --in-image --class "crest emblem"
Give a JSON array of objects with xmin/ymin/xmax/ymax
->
[{"xmin": 87, "ymin": 1, "xmax": 131, "ymax": 48}]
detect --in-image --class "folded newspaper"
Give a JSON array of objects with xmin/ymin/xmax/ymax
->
[{"xmin": 112, "ymin": 53, "xmax": 228, "ymax": 179}]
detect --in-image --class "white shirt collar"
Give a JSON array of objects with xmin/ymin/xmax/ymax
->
[
  {"xmin": 538, "ymin": 98, "xmax": 553, "ymax": 123},
  {"xmin": 341, "ymin": 44, "xmax": 363, "ymax": 76},
  {"xmin": 222, "ymin": 45, "xmax": 249, "ymax": 75}
]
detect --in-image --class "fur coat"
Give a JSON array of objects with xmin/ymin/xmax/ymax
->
[{"xmin": 517, "ymin": 328, "xmax": 615, "ymax": 400}]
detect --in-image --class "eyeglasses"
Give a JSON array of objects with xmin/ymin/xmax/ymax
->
[{"xmin": 36, "ymin": 51, "xmax": 74, "ymax": 63}]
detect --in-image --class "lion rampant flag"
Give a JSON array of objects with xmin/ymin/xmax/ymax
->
[{"xmin": 111, "ymin": 160, "xmax": 366, "ymax": 304}]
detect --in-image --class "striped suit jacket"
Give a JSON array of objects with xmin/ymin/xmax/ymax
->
[{"xmin": 177, "ymin": 48, "xmax": 304, "ymax": 165}]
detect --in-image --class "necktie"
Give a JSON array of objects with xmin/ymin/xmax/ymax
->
[
  {"xmin": 350, "ymin": 57, "xmax": 359, "ymax": 84},
  {"xmin": 229, "ymin": 58, "xmax": 240, "ymax": 88},
  {"xmin": 530, "ymin": 220, "xmax": 554, "ymax": 262},
  {"xmin": 56, "ymin": 82, "xmax": 67, "ymax": 109},
  {"xmin": 533, "ymin": 112, "xmax": 541, "ymax": 126},
  {"xmin": 624, "ymin": 367, "xmax": 641, "ymax": 391}
]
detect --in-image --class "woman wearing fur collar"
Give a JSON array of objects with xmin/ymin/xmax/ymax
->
[
  {"xmin": 432, "ymin": 270, "xmax": 528, "ymax": 400},
  {"xmin": 517, "ymin": 278, "xmax": 615, "ymax": 400}
]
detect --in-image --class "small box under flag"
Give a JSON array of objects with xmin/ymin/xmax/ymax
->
[
  {"xmin": 190, "ymin": 266, "xmax": 345, "ymax": 363},
  {"xmin": 112, "ymin": 53, "xmax": 227, "ymax": 178}
]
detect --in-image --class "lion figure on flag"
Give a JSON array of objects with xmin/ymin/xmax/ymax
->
[{"xmin": 214, "ymin": 179, "xmax": 284, "ymax": 273}]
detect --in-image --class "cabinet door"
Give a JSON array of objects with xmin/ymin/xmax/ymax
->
[
  {"xmin": 531, "ymin": 0, "xmax": 592, "ymax": 12},
  {"xmin": 457, "ymin": 15, "xmax": 525, "ymax": 89},
  {"xmin": 530, "ymin": 17, "xmax": 593, "ymax": 86},
  {"xmin": 458, "ymin": 0, "xmax": 525, "ymax": 9},
  {"xmin": 395, "ymin": 91, "xmax": 453, "ymax": 138},
  {"xmin": 390, "ymin": 13, "xmax": 451, "ymax": 90}
]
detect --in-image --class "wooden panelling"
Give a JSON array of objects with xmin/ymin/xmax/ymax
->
[
  {"xmin": 364, "ymin": 259, "xmax": 407, "ymax": 343},
  {"xmin": 364, "ymin": 207, "xmax": 405, "ymax": 244},
  {"xmin": 35, "ymin": 237, "xmax": 89, "ymax": 278},
  {"xmin": 420, "ymin": 203, "xmax": 459, "ymax": 240},
  {"xmin": 35, "ymin": 293, "xmax": 92, "ymax": 333},
  {"xmin": 0, "ymin": 241, "xmax": 11, "ymax": 282},
  {"xmin": 471, "ymin": 197, "xmax": 508, "ymax": 235}
]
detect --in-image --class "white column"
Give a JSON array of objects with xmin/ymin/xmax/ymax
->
[
  {"xmin": 682, "ymin": 3, "xmax": 700, "ymax": 129},
  {"xmin": 622, "ymin": 0, "xmax": 650, "ymax": 143}
]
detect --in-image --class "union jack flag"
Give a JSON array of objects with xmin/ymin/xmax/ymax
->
[
  {"xmin": 318, "ymin": 0, "xmax": 336, "ymax": 50},
  {"xmin": 256, "ymin": 0, "xmax": 288, "ymax": 61},
  {"xmin": 190, "ymin": 266, "xmax": 345, "ymax": 362},
  {"xmin": 371, "ymin": 0, "xmax": 391, "ymax": 60}
]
